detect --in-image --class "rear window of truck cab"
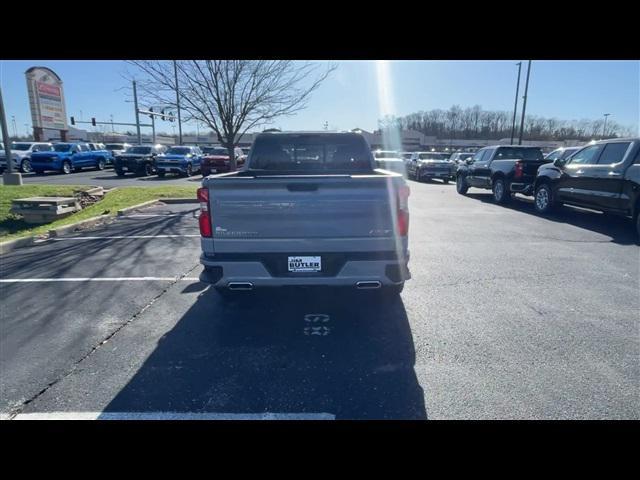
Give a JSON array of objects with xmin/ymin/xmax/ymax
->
[
  {"xmin": 249, "ymin": 134, "xmax": 374, "ymax": 173},
  {"xmin": 53, "ymin": 144, "xmax": 73, "ymax": 152},
  {"xmin": 494, "ymin": 147, "xmax": 544, "ymax": 161}
]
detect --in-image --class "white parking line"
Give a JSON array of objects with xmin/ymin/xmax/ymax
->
[
  {"xmin": 5, "ymin": 412, "xmax": 335, "ymax": 420},
  {"xmin": 51, "ymin": 235, "xmax": 200, "ymax": 240},
  {"xmin": 0, "ymin": 277, "xmax": 201, "ymax": 283}
]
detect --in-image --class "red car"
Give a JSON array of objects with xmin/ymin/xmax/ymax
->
[{"xmin": 201, "ymin": 146, "xmax": 245, "ymax": 176}]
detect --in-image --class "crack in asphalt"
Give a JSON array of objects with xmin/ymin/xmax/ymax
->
[{"xmin": 5, "ymin": 262, "xmax": 202, "ymax": 419}]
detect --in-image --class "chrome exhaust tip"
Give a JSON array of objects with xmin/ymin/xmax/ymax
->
[
  {"xmin": 356, "ymin": 281, "xmax": 382, "ymax": 289},
  {"xmin": 228, "ymin": 282, "xmax": 254, "ymax": 291}
]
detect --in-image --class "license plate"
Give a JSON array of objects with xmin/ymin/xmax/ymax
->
[
  {"xmin": 288, "ymin": 256, "xmax": 321, "ymax": 273},
  {"xmin": 210, "ymin": 168, "xmax": 217, "ymax": 173}
]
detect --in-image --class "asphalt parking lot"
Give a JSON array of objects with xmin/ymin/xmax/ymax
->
[
  {"xmin": 0, "ymin": 167, "xmax": 198, "ymax": 187},
  {"xmin": 1, "ymin": 181, "xmax": 638, "ymax": 419}
]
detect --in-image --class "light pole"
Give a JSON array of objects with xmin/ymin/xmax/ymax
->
[
  {"xmin": 518, "ymin": 60, "xmax": 532, "ymax": 145},
  {"xmin": 510, "ymin": 62, "xmax": 522, "ymax": 145},
  {"xmin": 173, "ymin": 60, "xmax": 183, "ymax": 145},
  {"xmin": 602, "ymin": 113, "xmax": 611, "ymax": 138},
  {"xmin": 24, "ymin": 123, "xmax": 30, "ymax": 138},
  {"xmin": 11, "ymin": 115, "xmax": 17, "ymax": 138},
  {"xmin": 0, "ymin": 86, "xmax": 22, "ymax": 184}
]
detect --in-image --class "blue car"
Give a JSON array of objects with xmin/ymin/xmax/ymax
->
[
  {"xmin": 155, "ymin": 146, "xmax": 203, "ymax": 177},
  {"xmin": 30, "ymin": 142, "xmax": 111, "ymax": 174}
]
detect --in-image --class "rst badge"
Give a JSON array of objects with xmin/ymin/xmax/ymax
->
[{"xmin": 288, "ymin": 256, "xmax": 321, "ymax": 272}]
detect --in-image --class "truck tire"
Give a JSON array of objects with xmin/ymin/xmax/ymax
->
[
  {"xmin": 20, "ymin": 159, "xmax": 32, "ymax": 173},
  {"xmin": 96, "ymin": 158, "xmax": 106, "ymax": 170},
  {"xmin": 456, "ymin": 174, "xmax": 469, "ymax": 194},
  {"xmin": 141, "ymin": 163, "xmax": 153, "ymax": 176},
  {"xmin": 157, "ymin": 170, "xmax": 166, "ymax": 178},
  {"xmin": 61, "ymin": 161, "xmax": 72, "ymax": 174},
  {"xmin": 442, "ymin": 178, "xmax": 449, "ymax": 184},
  {"xmin": 115, "ymin": 168, "xmax": 126, "ymax": 177},
  {"xmin": 534, "ymin": 183, "xmax": 556, "ymax": 214},
  {"xmin": 492, "ymin": 177, "xmax": 510, "ymax": 204},
  {"xmin": 636, "ymin": 214, "xmax": 640, "ymax": 242},
  {"xmin": 185, "ymin": 163, "xmax": 193, "ymax": 177}
]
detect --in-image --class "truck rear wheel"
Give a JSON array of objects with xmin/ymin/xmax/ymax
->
[
  {"xmin": 96, "ymin": 158, "xmax": 106, "ymax": 171},
  {"xmin": 115, "ymin": 168, "xmax": 126, "ymax": 177},
  {"xmin": 61, "ymin": 161, "xmax": 72, "ymax": 174},
  {"xmin": 492, "ymin": 177, "xmax": 510, "ymax": 204}
]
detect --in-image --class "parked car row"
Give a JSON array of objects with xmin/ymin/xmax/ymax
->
[
  {"xmin": 1, "ymin": 140, "xmax": 251, "ymax": 179},
  {"xmin": 453, "ymin": 138, "xmax": 640, "ymax": 237}
]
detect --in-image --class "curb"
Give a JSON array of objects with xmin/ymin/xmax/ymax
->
[
  {"xmin": 48, "ymin": 214, "xmax": 112, "ymax": 237},
  {"xmin": 116, "ymin": 200, "xmax": 160, "ymax": 216},
  {"xmin": 0, "ymin": 236, "xmax": 35, "ymax": 255},
  {"xmin": 159, "ymin": 198, "xmax": 198, "ymax": 204}
]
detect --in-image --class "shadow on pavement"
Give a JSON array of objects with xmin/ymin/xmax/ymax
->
[
  {"xmin": 103, "ymin": 288, "xmax": 427, "ymax": 419},
  {"xmin": 465, "ymin": 192, "xmax": 639, "ymax": 246}
]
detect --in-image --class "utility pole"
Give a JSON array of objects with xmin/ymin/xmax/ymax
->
[
  {"xmin": 518, "ymin": 60, "xmax": 532, "ymax": 145},
  {"xmin": 11, "ymin": 115, "xmax": 17, "ymax": 138},
  {"xmin": 132, "ymin": 80, "xmax": 142, "ymax": 145},
  {"xmin": 110, "ymin": 114, "xmax": 114, "ymax": 133},
  {"xmin": 510, "ymin": 62, "xmax": 522, "ymax": 144},
  {"xmin": 173, "ymin": 60, "xmax": 183, "ymax": 145},
  {"xmin": 0, "ymin": 87, "xmax": 22, "ymax": 184},
  {"xmin": 151, "ymin": 115, "xmax": 156, "ymax": 144},
  {"xmin": 602, "ymin": 113, "xmax": 611, "ymax": 138}
]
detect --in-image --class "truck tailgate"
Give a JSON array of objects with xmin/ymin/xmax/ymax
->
[{"xmin": 207, "ymin": 175, "xmax": 401, "ymax": 253}]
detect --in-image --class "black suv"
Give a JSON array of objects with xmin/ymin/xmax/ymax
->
[
  {"xmin": 114, "ymin": 144, "xmax": 166, "ymax": 177},
  {"xmin": 533, "ymin": 138, "xmax": 640, "ymax": 237}
]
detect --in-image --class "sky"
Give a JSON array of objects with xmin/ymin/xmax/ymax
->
[{"xmin": 1, "ymin": 60, "xmax": 638, "ymax": 137}]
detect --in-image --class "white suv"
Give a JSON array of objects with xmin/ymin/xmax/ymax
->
[{"xmin": 0, "ymin": 142, "xmax": 54, "ymax": 173}]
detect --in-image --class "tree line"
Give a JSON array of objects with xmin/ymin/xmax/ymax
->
[{"xmin": 378, "ymin": 105, "xmax": 635, "ymax": 141}]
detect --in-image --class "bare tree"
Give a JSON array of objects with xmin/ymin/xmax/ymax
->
[{"xmin": 127, "ymin": 60, "xmax": 336, "ymax": 169}]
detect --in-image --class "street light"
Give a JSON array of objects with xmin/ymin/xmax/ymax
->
[
  {"xmin": 603, "ymin": 113, "xmax": 611, "ymax": 138},
  {"xmin": 510, "ymin": 62, "xmax": 522, "ymax": 144}
]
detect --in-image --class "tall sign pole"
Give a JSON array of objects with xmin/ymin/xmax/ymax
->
[
  {"xmin": 602, "ymin": 113, "xmax": 611, "ymax": 138},
  {"xmin": 133, "ymin": 80, "xmax": 142, "ymax": 144},
  {"xmin": 510, "ymin": 62, "xmax": 522, "ymax": 145},
  {"xmin": 0, "ymin": 87, "xmax": 22, "ymax": 184},
  {"xmin": 518, "ymin": 60, "xmax": 532, "ymax": 145},
  {"xmin": 173, "ymin": 60, "xmax": 183, "ymax": 145}
]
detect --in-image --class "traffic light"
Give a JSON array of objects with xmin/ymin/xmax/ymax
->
[
  {"xmin": 91, "ymin": 117, "xmax": 96, "ymax": 126},
  {"xmin": 161, "ymin": 109, "xmax": 166, "ymax": 121},
  {"xmin": 70, "ymin": 116, "xmax": 75, "ymax": 125},
  {"xmin": 149, "ymin": 107, "xmax": 154, "ymax": 119}
]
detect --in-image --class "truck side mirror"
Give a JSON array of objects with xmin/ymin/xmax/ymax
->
[{"xmin": 553, "ymin": 158, "xmax": 564, "ymax": 168}]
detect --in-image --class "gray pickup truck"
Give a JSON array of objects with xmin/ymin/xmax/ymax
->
[{"xmin": 197, "ymin": 131, "xmax": 411, "ymax": 297}]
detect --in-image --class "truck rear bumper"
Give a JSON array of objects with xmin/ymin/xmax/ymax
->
[{"xmin": 199, "ymin": 253, "xmax": 410, "ymax": 287}]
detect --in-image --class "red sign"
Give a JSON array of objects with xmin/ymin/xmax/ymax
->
[{"xmin": 37, "ymin": 82, "xmax": 61, "ymax": 97}]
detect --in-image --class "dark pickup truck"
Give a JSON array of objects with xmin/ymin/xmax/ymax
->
[
  {"xmin": 455, "ymin": 145, "xmax": 549, "ymax": 203},
  {"xmin": 533, "ymin": 138, "xmax": 640, "ymax": 237},
  {"xmin": 114, "ymin": 144, "xmax": 167, "ymax": 177}
]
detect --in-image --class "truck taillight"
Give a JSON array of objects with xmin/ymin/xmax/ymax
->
[
  {"xmin": 397, "ymin": 184, "xmax": 410, "ymax": 236},
  {"xmin": 197, "ymin": 187, "xmax": 212, "ymax": 237},
  {"xmin": 514, "ymin": 160, "xmax": 523, "ymax": 179}
]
